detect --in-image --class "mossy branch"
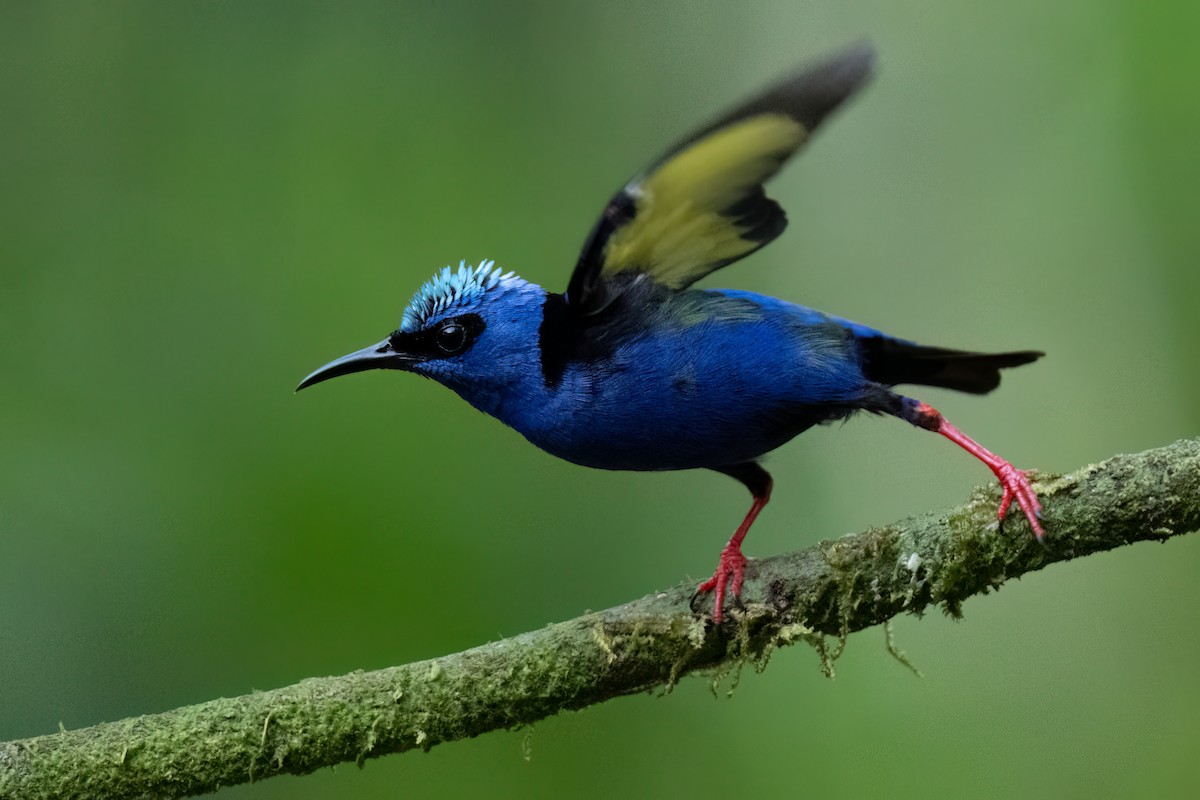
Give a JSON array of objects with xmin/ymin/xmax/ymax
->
[{"xmin": 3, "ymin": 438, "xmax": 1199, "ymax": 800}]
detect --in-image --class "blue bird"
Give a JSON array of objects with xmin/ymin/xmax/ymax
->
[{"xmin": 298, "ymin": 43, "xmax": 1044, "ymax": 622}]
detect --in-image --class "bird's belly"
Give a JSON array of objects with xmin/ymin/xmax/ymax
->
[
  {"xmin": 493, "ymin": 306, "xmax": 869, "ymax": 472},
  {"xmin": 517, "ymin": 392, "xmax": 840, "ymax": 472}
]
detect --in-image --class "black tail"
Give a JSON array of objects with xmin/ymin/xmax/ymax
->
[{"xmin": 859, "ymin": 337, "xmax": 1043, "ymax": 395}]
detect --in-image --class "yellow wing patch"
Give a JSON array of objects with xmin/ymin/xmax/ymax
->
[
  {"xmin": 565, "ymin": 42, "xmax": 875, "ymax": 315},
  {"xmin": 601, "ymin": 113, "xmax": 807, "ymax": 288}
]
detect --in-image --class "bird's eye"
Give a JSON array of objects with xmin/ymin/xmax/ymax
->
[{"xmin": 435, "ymin": 322, "xmax": 468, "ymax": 354}]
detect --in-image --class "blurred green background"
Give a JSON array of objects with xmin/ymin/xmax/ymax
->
[{"xmin": 3, "ymin": 1, "xmax": 1199, "ymax": 797}]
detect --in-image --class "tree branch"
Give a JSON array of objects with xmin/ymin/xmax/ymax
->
[{"xmin": 3, "ymin": 437, "xmax": 1198, "ymax": 799}]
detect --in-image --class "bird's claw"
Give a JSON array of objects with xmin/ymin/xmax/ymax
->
[
  {"xmin": 693, "ymin": 544, "xmax": 747, "ymax": 623},
  {"xmin": 993, "ymin": 465, "xmax": 1044, "ymax": 540}
]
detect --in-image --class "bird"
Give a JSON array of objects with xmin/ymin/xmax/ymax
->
[{"xmin": 297, "ymin": 42, "xmax": 1044, "ymax": 623}]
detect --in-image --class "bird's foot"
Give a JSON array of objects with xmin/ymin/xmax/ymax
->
[
  {"xmin": 993, "ymin": 464, "xmax": 1044, "ymax": 540},
  {"xmin": 902, "ymin": 401, "xmax": 1045, "ymax": 539},
  {"xmin": 940, "ymin": 419, "xmax": 1043, "ymax": 539},
  {"xmin": 691, "ymin": 543, "xmax": 748, "ymax": 623}
]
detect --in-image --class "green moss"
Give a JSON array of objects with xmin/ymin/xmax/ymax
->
[{"xmin": 4, "ymin": 438, "xmax": 1197, "ymax": 800}]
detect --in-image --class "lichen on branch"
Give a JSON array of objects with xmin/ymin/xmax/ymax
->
[{"xmin": 2, "ymin": 438, "xmax": 1198, "ymax": 800}]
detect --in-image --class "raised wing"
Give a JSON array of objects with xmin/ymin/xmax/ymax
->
[{"xmin": 565, "ymin": 41, "xmax": 875, "ymax": 316}]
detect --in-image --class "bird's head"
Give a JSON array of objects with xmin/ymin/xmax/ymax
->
[{"xmin": 297, "ymin": 260, "xmax": 546, "ymax": 413}]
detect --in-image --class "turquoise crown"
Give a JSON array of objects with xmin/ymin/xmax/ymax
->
[{"xmin": 400, "ymin": 259, "xmax": 516, "ymax": 332}]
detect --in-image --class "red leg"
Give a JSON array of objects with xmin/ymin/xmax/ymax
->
[
  {"xmin": 907, "ymin": 400, "xmax": 1044, "ymax": 540},
  {"xmin": 694, "ymin": 468, "xmax": 773, "ymax": 623}
]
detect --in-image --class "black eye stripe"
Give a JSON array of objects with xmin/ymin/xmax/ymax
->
[{"xmin": 388, "ymin": 313, "xmax": 485, "ymax": 360}]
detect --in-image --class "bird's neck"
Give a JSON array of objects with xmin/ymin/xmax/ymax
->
[{"xmin": 435, "ymin": 283, "xmax": 563, "ymax": 423}]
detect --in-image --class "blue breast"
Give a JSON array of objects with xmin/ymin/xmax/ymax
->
[{"xmin": 498, "ymin": 289, "xmax": 873, "ymax": 471}]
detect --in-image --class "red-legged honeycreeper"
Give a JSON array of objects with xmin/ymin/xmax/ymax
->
[{"xmin": 298, "ymin": 42, "xmax": 1044, "ymax": 622}]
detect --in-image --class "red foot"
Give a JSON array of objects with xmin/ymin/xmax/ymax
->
[
  {"xmin": 994, "ymin": 466, "xmax": 1043, "ymax": 537},
  {"xmin": 930, "ymin": 409, "xmax": 1045, "ymax": 540},
  {"xmin": 693, "ymin": 480, "xmax": 771, "ymax": 622},
  {"xmin": 695, "ymin": 544, "xmax": 748, "ymax": 624}
]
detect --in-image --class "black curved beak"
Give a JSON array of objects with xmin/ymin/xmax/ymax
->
[{"xmin": 296, "ymin": 338, "xmax": 414, "ymax": 392}]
